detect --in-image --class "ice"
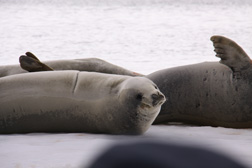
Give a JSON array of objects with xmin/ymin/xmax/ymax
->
[
  {"xmin": 1, "ymin": 126, "xmax": 252, "ymax": 168},
  {"xmin": 0, "ymin": 0, "xmax": 252, "ymax": 167}
]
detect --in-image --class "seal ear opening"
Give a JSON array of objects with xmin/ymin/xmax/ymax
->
[{"xmin": 210, "ymin": 35, "xmax": 251, "ymax": 73}]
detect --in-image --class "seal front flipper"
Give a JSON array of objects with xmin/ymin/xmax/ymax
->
[
  {"xmin": 19, "ymin": 52, "xmax": 53, "ymax": 72},
  {"xmin": 210, "ymin": 35, "xmax": 251, "ymax": 73}
]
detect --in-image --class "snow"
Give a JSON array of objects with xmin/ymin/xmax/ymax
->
[
  {"xmin": 1, "ymin": 126, "xmax": 252, "ymax": 168},
  {"xmin": 0, "ymin": 0, "xmax": 252, "ymax": 168}
]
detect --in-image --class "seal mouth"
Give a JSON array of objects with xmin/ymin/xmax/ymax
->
[{"xmin": 140, "ymin": 103, "xmax": 152, "ymax": 109}]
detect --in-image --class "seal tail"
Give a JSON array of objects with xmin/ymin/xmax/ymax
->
[
  {"xmin": 19, "ymin": 52, "xmax": 53, "ymax": 72},
  {"xmin": 210, "ymin": 35, "xmax": 251, "ymax": 73},
  {"xmin": 25, "ymin": 52, "xmax": 40, "ymax": 61}
]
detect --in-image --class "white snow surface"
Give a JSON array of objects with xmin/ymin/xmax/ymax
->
[
  {"xmin": 1, "ymin": 126, "xmax": 252, "ymax": 168},
  {"xmin": 0, "ymin": 0, "xmax": 252, "ymax": 168}
]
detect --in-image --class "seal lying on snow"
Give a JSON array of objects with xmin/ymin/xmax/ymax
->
[
  {"xmin": 0, "ymin": 52, "xmax": 142, "ymax": 78},
  {"xmin": 149, "ymin": 35, "xmax": 252, "ymax": 128},
  {"xmin": 1, "ymin": 35, "xmax": 251, "ymax": 128},
  {"xmin": 0, "ymin": 71, "xmax": 165, "ymax": 134}
]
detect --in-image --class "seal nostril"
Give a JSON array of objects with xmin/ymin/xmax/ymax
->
[
  {"xmin": 152, "ymin": 93, "xmax": 165, "ymax": 106},
  {"xmin": 151, "ymin": 94, "xmax": 159, "ymax": 100},
  {"xmin": 159, "ymin": 94, "xmax": 164, "ymax": 99},
  {"xmin": 152, "ymin": 93, "xmax": 165, "ymax": 101}
]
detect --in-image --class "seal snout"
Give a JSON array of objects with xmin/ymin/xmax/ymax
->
[{"xmin": 152, "ymin": 92, "xmax": 166, "ymax": 106}]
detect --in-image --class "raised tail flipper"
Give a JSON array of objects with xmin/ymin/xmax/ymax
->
[
  {"xmin": 210, "ymin": 35, "xmax": 251, "ymax": 73},
  {"xmin": 19, "ymin": 52, "xmax": 53, "ymax": 72}
]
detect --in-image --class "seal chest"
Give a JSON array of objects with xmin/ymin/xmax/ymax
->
[{"xmin": 0, "ymin": 71, "xmax": 165, "ymax": 134}]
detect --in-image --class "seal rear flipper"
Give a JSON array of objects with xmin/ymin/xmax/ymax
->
[
  {"xmin": 210, "ymin": 35, "xmax": 251, "ymax": 73},
  {"xmin": 19, "ymin": 53, "xmax": 53, "ymax": 72},
  {"xmin": 25, "ymin": 51, "xmax": 40, "ymax": 61}
]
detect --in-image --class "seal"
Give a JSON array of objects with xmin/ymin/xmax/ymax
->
[
  {"xmin": 0, "ymin": 71, "xmax": 165, "ymax": 134},
  {"xmin": 0, "ymin": 52, "xmax": 142, "ymax": 78},
  {"xmin": 148, "ymin": 35, "xmax": 252, "ymax": 128},
  {"xmin": 2, "ymin": 35, "xmax": 250, "ymax": 128}
]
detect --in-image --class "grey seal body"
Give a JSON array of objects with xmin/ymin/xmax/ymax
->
[
  {"xmin": 0, "ymin": 64, "xmax": 26, "ymax": 78},
  {"xmin": 0, "ymin": 57, "xmax": 142, "ymax": 78},
  {"xmin": 148, "ymin": 62, "xmax": 252, "ymax": 127},
  {"xmin": 0, "ymin": 71, "xmax": 165, "ymax": 134},
  {"xmin": 148, "ymin": 36, "xmax": 252, "ymax": 128}
]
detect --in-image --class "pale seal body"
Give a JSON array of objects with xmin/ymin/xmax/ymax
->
[
  {"xmin": 148, "ymin": 36, "xmax": 252, "ymax": 128},
  {"xmin": 0, "ymin": 71, "xmax": 165, "ymax": 134}
]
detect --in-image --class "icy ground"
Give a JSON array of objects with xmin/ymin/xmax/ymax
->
[
  {"xmin": 0, "ymin": 0, "xmax": 252, "ymax": 168},
  {"xmin": 1, "ymin": 125, "xmax": 252, "ymax": 168}
]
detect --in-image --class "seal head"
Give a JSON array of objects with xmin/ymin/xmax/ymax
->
[{"xmin": 117, "ymin": 77, "xmax": 166, "ymax": 134}]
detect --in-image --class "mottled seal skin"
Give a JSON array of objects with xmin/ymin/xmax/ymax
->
[
  {"xmin": 0, "ymin": 71, "xmax": 165, "ymax": 134},
  {"xmin": 148, "ymin": 36, "xmax": 252, "ymax": 128},
  {"xmin": 0, "ymin": 52, "xmax": 142, "ymax": 78}
]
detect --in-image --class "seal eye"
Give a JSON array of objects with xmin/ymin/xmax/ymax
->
[
  {"xmin": 136, "ymin": 93, "xmax": 143, "ymax": 101},
  {"xmin": 154, "ymin": 85, "xmax": 158, "ymax": 89}
]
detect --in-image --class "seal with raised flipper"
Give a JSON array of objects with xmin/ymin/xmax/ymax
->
[
  {"xmin": 0, "ymin": 52, "xmax": 143, "ymax": 78},
  {"xmin": 148, "ymin": 35, "xmax": 252, "ymax": 128},
  {"xmin": 2, "ymin": 35, "xmax": 251, "ymax": 128},
  {"xmin": 0, "ymin": 71, "xmax": 165, "ymax": 134}
]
